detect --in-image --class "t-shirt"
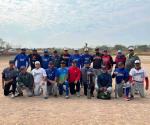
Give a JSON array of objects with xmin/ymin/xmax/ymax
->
[
  {"xmin": 56, "ymin": 67, "xmax": 68, "ymax": 84},
  {"xmin": 32, "ymin": 68, "xmax": 47, "ymax": 84},
  {"xmin": 129, "ymin": 68, "xmax": 148, "ymax": 83}
]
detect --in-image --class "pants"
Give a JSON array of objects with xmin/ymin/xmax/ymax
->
[
  {"xmin": 47, "ymin": 83, "xmax": 58, "ymax": 96},
  {"xmin": 4, "ymin": 82, "xmax": 16, "ymax": 96},
  {"xmin": 115, "ymin": 83, "xmax": 123, "ymax": 98},
  {"xmin": 17, "ymin": 85, "xmax": 33, "ymax": 97},
  {"xmin": 58, "ymin": 82, "xmax": 69, "ymax": 96},
  {"xmin": 84, "ymin": 83, "xmax": 94, "ymax": 96},
  {"xmin": 34, "ymin": 81, "xmax": 48, "ymax": 98},
  {"xmin": 131, "ymin": 82, "xmax": 145, "ymax": 97},
  {"xmin": 94, "ymin": 69, "xmax": 102, "ymax": 76},
  {"xmin": 69, "ymin": 82, "xmax": 80, "ymax": 95}
]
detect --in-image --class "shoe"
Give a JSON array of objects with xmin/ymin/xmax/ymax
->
[
  {"xmin": 125, "ymin": 96, "xmax": 130, "ymax": 101},
  {"xmin": 77, "ymin": 92, "xmax": 80, "ymax": 97},
  {"xmin": 44, "ymin": 97, "xmax": 48, "ymax": 99},
  {"xmin": 65, "ymin": 95, "xmax": 69, "ymax": 99},
  {"xmin": 15, "ymin": 93, "xmax": 23, "ymax": 97},
  {"xmin": 11, "ymin": 94, "xmax": 15, "ymax": 98},
  {"xmin": 130, "ymin": 95, "xmax": 134, "ymax": 100}
]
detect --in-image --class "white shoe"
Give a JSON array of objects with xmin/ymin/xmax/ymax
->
[
  {"xmin": 65, "ymin": 95, "xmax": 69, "ymax": 99},
  {"xmin": 11, "ymin": 94, "xmax": 15, "ymax": 98}
]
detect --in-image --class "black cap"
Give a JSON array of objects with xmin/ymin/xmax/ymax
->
[
  {"xmin": 9, "ymin": 60, "xmax": 15, "ymax": 64},
  {"xmin": 21, "ymin": 48, "xmax": 26, "ymax": 51},
  {"xmin": 61, "ymin": 61, "xmax": 66, "ymax": 64}
]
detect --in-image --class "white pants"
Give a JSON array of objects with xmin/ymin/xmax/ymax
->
[
  {"xmin": 131, "ymin": 82, "xmax": 145, "ymax": 97},
  {"xmin": 34, "ymin": 81, "xmax": 48, "ymax": 98}
]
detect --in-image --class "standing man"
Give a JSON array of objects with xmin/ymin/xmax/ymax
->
[
  {"xmin": 14, "ymin": 48, "xmax": 29, "ymax": 70},
  {"xmin": 68, "ymin": 60, "xmax": 81, "ymax": 97},
  {"xmin": 92, "ymin": 48, "xmax": 103, "ymax": 75},
  {"xmin": 60, "ymin": 48, "xmax": 71, "ymax": 67},
  {"xmin": 114, "ymin": 50, "xmax": 126, "ymax": 68},
  {"xmin": 32, "ymin": 61, "xmax": 48, "ymax": 99},
  {"xmin": 81, "ymin": 48, "xmax": 93, "ymax": 68},
  {"xmin": 17, "ymin": 66, "xmax": 34, "ymax": 97},
  {"xmin": 101, "ymin": 49, "xmax": 113, "ymax": 73},
  {"xmin": 41, "ymin": 49, "xmax": 52, "ymax": 69},
  {"xmin": 2, "ymin": 60, "xmax": 18, "ymax": 98},
  {"xmin": 130, "ymin": 60, "xmax": 149, "ymax": 98},
  {"xmin": 69, "ymin": 48, "xmax": 82, "ymax": 68},
  {"xmin": 51, "ymin": 50, "xmax": 61, "ymax": 68},
  {"xmin": 46, "ymin": 61, "xmax": 58, "ymax": 97},
  {"xmin": 125, "ymin": 46, "xmax": 140, "ymax": 72},
  {"xmin": 28, "ymin": 48, "xmax": 42, "ymax": 70}
]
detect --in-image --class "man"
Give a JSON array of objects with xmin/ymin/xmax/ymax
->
[
  {"xmin": 14, "ymin": 48, "xmax": 29, "ymax": 70},
  {"xmin": 2, "ymin": 60, "xmax": 18, "ymax": 98},
  {"xmin": 28, "ymin": 48, "xmax": 42, "ymax": 70},
  {"xmin": 81, "ymin": 61, "xmax": 95, "ymax": 98},
  {"xmin": 46, "ymin": 61, "xmax": 58, "ymax": 97},
  {"xmin": 60, "ymin": 48, "xmax": 71, "ymax": 67},
  {"xmin": 96, "ymin": 65, "xmax": 112, "ymax": 100},
  {"xmin": 69, "ymin": 48, "xmax": 82, "ymax": 68},
  {"xmin": 114, "ymin": 50, "xmax": 126, "ymax": 68},
  {"xmin": 81, "ymin": 48, "xmax": 93, "ymax": 68},
  {"xmin": 112, "ymin": 62, "xmax": 129, "ymax": 100},
  {"xmin": 130, "ymin": 60, "xmax": 149, "ymax": 98},
  {"xmin": 56, "ymin": 61, "xmax": 69, "ymax": 99},
  {"xmin": 51, "ymin": 50, "xmax": 61, "ymax": 68},
  {"xmin": 68, "ymin": 60, "xmax": 81, "ymax": 97},
  {"xmin": 17, "ymin": 66, "xmax": 34, "ymax": 97},
  {"xmin": 32, "ymin": 61, "xmax": 48, "ymax": 99},
  {"xmin": 101, "ymin": 49, "xmax": 113, "ymax": 73},
  {"xmin": 92, "ymin": 48, "xmax": 103, "ymax": 75},
  {"xmin": 125, "ymin": 46, "xmax": 140, "ymax": 72},
  {"xmin": 41, "ymin": 49, "xmax": 52, "ymax": 69}
]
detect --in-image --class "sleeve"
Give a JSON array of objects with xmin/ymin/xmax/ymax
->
[
  {"xmin": 42, "ymin": 69, "xmax": 47, "ymax": 77},
  {"xmin": 129, "ymin": 69, "xmax": 134, "ymax": 76},
  {"xmin": 2, "ymin": 70, "xmax": 5, "ymax": 79},
  {"xmin": 110, "ymin": 56, "xmax": 114, "ymax": 66},
  {"xmin": 76, "ymin": 69, "xmax": 81, "ymax": 81},
  {"xmin": 56, "ymin": 69, "xmax": 59, "ymax": 78},
  {"xmin": 144, "ymin": 69, "xmax": 148, "ymax": 78},
  {"xmin": 108, "ymin": 74, "xmax": 112, "ymax": 87},
  {"xmin": 26, "ymin": 55, "xmax": 29, "ymax": 68},
  {"xmin": 124, "ymin": 70, "xmax": 129, "ymax": 82},
  {"xmin": 14, "ymin": 55, "xmax": 18, "ymax": 68}
]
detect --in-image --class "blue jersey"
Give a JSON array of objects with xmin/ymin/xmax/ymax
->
[
  {"xmin": 46, "ymin": 67, "xmax": 57, "ymax": 81},
  {"xmin": 41, "ymin": 55, "xmax": 52, "ymax": 69},
  {"xmin": 56, "ymin": 67, "xmax": 68, "ymax": 84},
  {"xmin": 14, "ymin": 53, "xmax": 29, "ymax": 69},
  {"xmin": 81, "ymin": 54, "xmax": 93, "ymax": 67},
  {"xmin": 113, "ymin": 68, "xmax": 129, "ymax": 84},
  {"xmin": 69, "ymin": 54, "xmax": 82, "ymax": 68}
]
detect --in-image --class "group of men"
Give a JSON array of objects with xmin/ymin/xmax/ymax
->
[{"xmin": 2, "ymin": 46, "xmax": 149, "ymax": 100}]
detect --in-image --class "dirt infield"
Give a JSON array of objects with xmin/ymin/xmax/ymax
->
[{"xmin": 0, "ymin": 56, "xmax": 150, "ymax": 125}]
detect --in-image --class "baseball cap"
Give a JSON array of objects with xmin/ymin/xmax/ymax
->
[
  {"xmin": 84, "ymin": 48, "xmax": 89, "ymax": 52},
  {"xmin": 20, "ymin": 66, "xmax": 26, "ymax": 70},
  {"xmin": 117, "ymin": 50, "xmax": 122, "ymax": 53},
  {"xmin": 64, "ymin": 48, "xmax": 68, "ymax": 51},
  {"xmin": 74, "ymin": 48, "xmax": 79, "ymax": 51},
  {"xmin": 61, "ymin": 61, "xmax": 66, "ymax": 64},
  {"xmin": 128, "ymin": 46, "xmax": 134, "ymax": 51},
  {"xmin": 44, "ymin": 49, "xmax": 48, "ymax": 53},
  {"xmin": 95, "ymin": 48, "xmax": 99, "ymax": 51},
  {"xmin": 135, "ymin": 60, "xmax": 140, "ymax": 64},
  {"xmin": 21, "ymin": 48, "xmax": 26, "ymax": 51},
  {"xmin": 84, "ymin": 61, "xmax": 90, "ymax": 64},
  {"xmin": 35, "ymin": 61, "xmax": 40, "ymax": 65}
]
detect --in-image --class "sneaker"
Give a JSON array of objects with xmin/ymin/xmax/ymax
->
[
  {"xmin": 44, "ymin": 97, "xmax": 48, "ymax": 99},
  {"xmin": 125, "ymin": 96, "xmax": 130, "ymax": 101},
  {"xmin": 11, "ymin": 94, "xmax": 15, "ymax": 98},
  {"xmin": 130, "ymin": 95, "xmax": 134, "ymax": 100},
  {"xmin": 77, "ymin": 92, "xmax": 80, "ymax": 97},
  {"xmin": 65, "ymin": 95, "xmax": 69, "ymax": 99}
]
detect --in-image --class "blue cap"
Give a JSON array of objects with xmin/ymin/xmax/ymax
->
[{"xmin": 84, "ymin": 61, "xmax": 90, "ymax": 64}]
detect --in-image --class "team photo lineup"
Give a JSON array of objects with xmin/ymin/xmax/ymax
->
[{"xmin": 2, "ymin": 46, "xmax": 149, "ymax": 101}]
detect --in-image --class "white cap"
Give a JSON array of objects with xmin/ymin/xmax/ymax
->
[
  {"xmin": 117, "ymin": 50, "xmax": 122, "ymax": 53},
  {"xmin": 74, "ymin": 48, "xmax": 79, "ymax": 51},
  {"xmin": 128, "ymin": 46, "xmax": 134, "ymax": 51},
  {"xmin": 64, "ymin": 47, "xmax": 68, "ymax": 51},
  {"xmin": 35, "ymin": 61, "xmax": 40, "ymax": 64},
  {"xmin": 84, "ymin": 48, "xmax": 89, "ymax": 51},
  {"xmin": 135, "ymin": 60, "xmax": 140, "ymax": 64}
]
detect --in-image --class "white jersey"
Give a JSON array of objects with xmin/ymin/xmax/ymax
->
[
  {"xmin": 129, "ymin": 68, "xmax": 148, "ymax": 83},
  {"xmin": 32, "ymin": 68, "xmax": 47, "ymax": 84}
]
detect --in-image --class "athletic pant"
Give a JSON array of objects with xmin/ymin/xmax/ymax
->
[
  {"xmin": 4, "ymin": 82, "xmax": 16, "ymax": 96},
  {"xmin": 47, "ymin": 83, "xmax": 58, "ymax": 96},
  {"xmin": 58, "ymin": 82, "xmax": 69, "ymax": 96},
  {"xmin": 115, "ymin": 83, "xmax": 123, "ymax": 98},
  {"xmin": 83, "ymin": 83, "xmax": 94, "ymax": 96},
  {"xmin": 69, "ymin": 82, "xmax": 80, "ymax": 95}
]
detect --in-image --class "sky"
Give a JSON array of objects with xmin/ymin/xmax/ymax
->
[{"xmin": 0, "ymin": 0, "xmax": 150, "ymax": 48}]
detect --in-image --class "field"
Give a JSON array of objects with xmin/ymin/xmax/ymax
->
[{"xmin": 0, "ymin": 56, "xmax": 150, "ymax": 125}]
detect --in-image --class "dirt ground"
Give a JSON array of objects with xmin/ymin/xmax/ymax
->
[{"xmin": 0, "ymin": 56, "xmax": 150, "ymax": 125}]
